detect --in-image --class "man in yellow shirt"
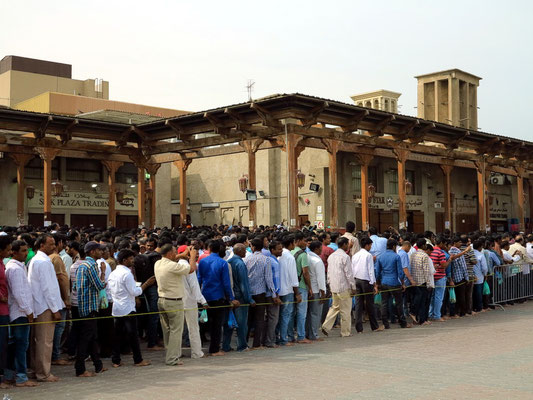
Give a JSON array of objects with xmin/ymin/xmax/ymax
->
[{"xmin": 154, "ymin": 243, "xmax": 198, "ymax": 366}]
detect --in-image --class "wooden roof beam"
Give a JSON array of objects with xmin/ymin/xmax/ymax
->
[
  {"xmin": 115, "ymin": 126, "xmax": 134, "ymax": 148},
  {"xmin": 408, "ymin": 122, "xmax": 435, "ymax": 144},
  {"xmin": 34, "ymin": 115, "xmax": 53, "ymax": 140},
  {"xmin": 300, "ymin": 101, "xmax": 329, "ymax": 129},
  {"xmin": 60, "ymin": 119, "xmax": 78, "ymax": 144},
  {"xmin": 250, "ymin": 102, "xmax": 281, "ymax": 128},
  {"xmin": 392, "ymin": 119, "xmax": 419, "ymax": 141},
  {"xmin": 204, "ymin": 112, "xmax": 231, "ymax": 138},
  {"xmin": 164, "ymin": 119, "xmax": 190, "ymax": 143},
  {"xmin": 367, "ymin": 115, "xmax": 395, "ymax": 137},
  {"xmin": 224, "ymin": 108, "xmax": 252, "ymax": 132},
  {"xmin": 340, "ymin": 110, "xmax": 369, "ymax": 134}
]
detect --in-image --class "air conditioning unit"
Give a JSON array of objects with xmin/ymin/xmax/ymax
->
[{"xmin": 490, "ymin": 175, "xmax": 505, "ymax": 185}]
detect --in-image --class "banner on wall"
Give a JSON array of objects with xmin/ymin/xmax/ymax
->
[{"xmin": 28, "ymin": 190, "xmax": 138, "ymax": 211}]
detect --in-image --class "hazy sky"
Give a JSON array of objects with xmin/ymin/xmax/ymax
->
[{"xmin": 2, "ymin": 0, "xmax": 532, "ymax": 140}]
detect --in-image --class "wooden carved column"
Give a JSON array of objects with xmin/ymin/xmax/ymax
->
[
  {"xmin": 35, "ymin": 147, "xmax": 60, "ymax": 225},
  {"xmin": 393, "ymin": 147, "xmax": 409, "ymax": 230},
  {"xmin": 515, "ymin": 165, "xmax": 525, "ymax": 231},
  {"xmin": 283, "ymin": 134, "xmax": 304, "ymax": 228},
  {"xmin": 240, "ymin": 139, "xmax": 264, "ymax": 227},
  {"xmin": 102, "ymin": 161, "xmax": 123, "ymax": 227},
  {"xmin": 474, "ymin": 158, "xmax": 487, "ymax": 231},
  {"xmin": 440, "ymin": 159, "xmax": 454, "ymax": 232},
  {"xmin": 529, "ymin": 175, "xmax": 533, "ymax": 232},
  {"xmin": 322, "ymin": 139, "xmax": 340, "ymax": 229},
  {"xmin": 146, "ymin": 163, "xmax": 161, "ymax": 229},
  {"xmin": 130, "ymin": 154, "xmax": 152, "ymax": 228},
  {"xmin": 9, "ymin": 153, "xmax": 34, "ymax": 226},
  {"xmin": 355, "ymin": 153, "xmax": 374, "ymax": 231},
  {"xmin": 173, "ymin": 160, "xmax": 192, "ymax": 226}
]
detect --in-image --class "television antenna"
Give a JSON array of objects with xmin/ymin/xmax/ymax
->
[{"xmin": 246, "ymin": 79, "xmax": 255, "ymax": 102}]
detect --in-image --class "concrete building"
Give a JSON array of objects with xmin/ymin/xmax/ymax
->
[
  {"xmin": 0, "ymin": 55, "xmax": 109, "ymax": 107},
  {"xmin": 415, "ymin": 69, "xmax": 481, "ymax": 130},
  {"xmin": 0, "ymin": 56, "xmax": 529, "ymax": 234}
]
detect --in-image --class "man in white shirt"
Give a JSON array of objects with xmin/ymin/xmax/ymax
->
[
  {"xmin": 5, "ymin": 240, "xmax": 38, "ymax": 387},
  {"xmin": 183, "ymin": 252, "xmax": 208, "ymax": 359},
  {"xmin": 278, "ymin": 235, "xmax": 301, "ymax": 346},
  {"xmin": 352, "ymin": 237, "xmax": 382, "ymax": 333},
  {"xmin": 28, "ymin": 234, "xmax": 64, "ymax": 383},
  {"xmin": 321, "ymin": 237, "xmax": 356, "ymax": 338},
  {"xmin": 306, "ymin": 241, "xmax": 326, "ymax": 341},
  {"xmin": 108, "ymin": 249, "xmax": 152, "ymax": 368}
]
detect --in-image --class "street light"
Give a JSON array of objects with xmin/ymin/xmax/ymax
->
[
  {"xmin": 405, "ymin": 179, "xmax": 413, "ymax": 195},
  {"xmin": 368, "ymin": 183, "xmax": 376, "ymax": 198},
  {"xmin": 239, "ymin": 175, "xmax": 248, "ymax": 193},
  {"xmin": 26, "ymin": 185, "xmax": 35, "ymax": 200},
  {"xmin": 297, "ymin": 170, "xmax": 306, "ymax": 189},
  {"xmin": 51, "ymin": 180, "xmax": 64, "ymax": 197}
]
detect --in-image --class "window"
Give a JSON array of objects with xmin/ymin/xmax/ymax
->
[
  {"xmin": 116, "ymin": 162, "xmax": 138, "ymax": 184},
  {"xmin": 66, "ymin": 158, "xmax": 102, "ymax": 182},
  {"xmin": 26, "ymin": 157, "xmax": 60, "ymax": 180},
  {"xmin": 389, "ymin": 169, "xmax": 417, "ymax": 195},
  {"xmin": 351, "ymin": 165, "xmax": 361, "ymax": 192},
  {"xmin": 369, "ymin": 166, "xmax": 380, "ymax": 193},
  {"xmin": 389, "ymin": 169, "xmax": 398, "ymax": 194}
]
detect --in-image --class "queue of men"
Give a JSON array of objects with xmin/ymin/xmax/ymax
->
[{"xmin": 0, "ymin": 221, "xmax": 531, "ymax": 388}]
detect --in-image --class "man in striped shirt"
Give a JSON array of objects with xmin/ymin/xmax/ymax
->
[
  {"xmin": 429, "ymin": 236, "xmax": 450, "ymax": 322},
  {"xmin": 74, "ymin": 241, "xmax": 106, "ymax": 377}
]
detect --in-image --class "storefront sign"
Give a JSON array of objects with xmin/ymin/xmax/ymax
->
[
  {"xmin": 28, "ymin": 190, "xmax": 138, "ymax": 211},
  {"xmin": 353, "ymin": 194, "xmax": 424, "ymax": 210}
]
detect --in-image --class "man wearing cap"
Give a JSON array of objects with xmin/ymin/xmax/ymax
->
[{"xmin": 74, "ymin": 241, "xmax": 107, "ymax": 377}]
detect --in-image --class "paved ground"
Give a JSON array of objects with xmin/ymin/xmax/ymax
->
[{"xmin": 4, "ymin": 302, "xmax": 533, "ymax": 400}]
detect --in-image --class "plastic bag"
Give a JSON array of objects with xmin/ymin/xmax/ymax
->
[
  {"xmin": 483, "ymin": 281, "xmax": 491, "ymax": 296},
  {"xmin": 449, "ymin": 287, "xmax": 456, "ymax": 304},
  {"xmin": 98, "ymin": 289, "xmax": 108, "ymax": 309},
  {"xmin": 228, "ymin": 310, "xmax": 238, "ymax": 329},
  {"xmin": 374, "ymin": 293, "xmax": 382, "ymax": 305},
  {"xmin": 198, "ymin": 309, "xmax": 208, "ymax": 324}
]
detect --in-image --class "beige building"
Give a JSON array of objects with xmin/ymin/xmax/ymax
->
[
  {"xmin": 0, "ymin": 55, "xmax": 109, "ymax": 108},
  {"xmin": 350, "ymin": 90, "xmax": 401, "ymax": 113},
  {"xmin": 415, "ymin": 68, "xmax": 480, "ymax": 130}
]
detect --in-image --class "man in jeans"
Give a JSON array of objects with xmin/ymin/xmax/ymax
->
[
  {"xmin": 108, "ymin": 249, "xmax": 152, "ymax": 368},
  {"xmin": 322, "ymin": 238, "xmax": 355, "ymax": 337},
  {"xmin": 136, "ymin": 237, "xmax": 163, "ymax": 351},
  {"xmin": 429, "ymin": 236, "xmax": 450, "ymax": 322},
  {"xmin": 352, "ymin": 237, "xmax": 382, "ymax": 333},
  {"xmin": 5, "ymin": 240, "xmax": 38, "ymax": 387},
  {"xmin": 306, "ymin": 241, "xmax": 326, "ymax": 340},
  {"xmin": 75, "ymin": 241, "xmax": 107, "ymax": 377},
  {"xmin": 291, "ymin": 232, "xmax": 313, "ymax": 344},
  {"xmin": 278, "ymin": 235, "xmax": 301, "ymax": 346},
  {"xmin": 246, "ymin": 238, "xmax": 279, "ymax": 349},
  {"xmin": 0, "ymin": 236, "xmax": 13, "ymax": 389},
  {"xmin": 49, "ymin": 233, "xmax": 71, "ymax": 365},
  {"xmin": 375, "ymin": 239, "xmax": 411, "ymax": 329},
  {"xmin": 224, "ymin": 244, "xmax": 255, "ymax": 351}
]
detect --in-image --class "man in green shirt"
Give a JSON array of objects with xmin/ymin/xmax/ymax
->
[{"xmin": 291, "ymin": 232, "xmax": 313, "ymax": 343}]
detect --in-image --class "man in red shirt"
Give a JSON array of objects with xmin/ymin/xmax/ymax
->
[
  {"xmin": 429, "ymin": 236, "xmax": 450, "ymax": 322},
  {"xmin": 319, "ymin": 233, "xmax": 334, "ymax": 272}
]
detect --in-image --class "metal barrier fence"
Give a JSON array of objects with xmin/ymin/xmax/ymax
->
[{"xmin": 491, "ymin": 263, "xmax": 533, "ymax": 305}]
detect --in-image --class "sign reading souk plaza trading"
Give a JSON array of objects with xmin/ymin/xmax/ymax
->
[{"xmin": 28, "ymin": 191, "xmax": 138, "ymax": 211}]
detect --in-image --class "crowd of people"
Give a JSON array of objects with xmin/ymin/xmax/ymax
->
[{"xmin": 0, "ymin": 220, "xmax": 532, "ymax": 388}]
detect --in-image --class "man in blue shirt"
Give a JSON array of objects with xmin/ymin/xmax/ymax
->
[
  {"xmin": 223, "ymin": 244, "xmax": 254, "ymax": 352},
  {"xmin": 246, "ymin": 238, "xmax": 280, "ymax": 349},
  {"xmin": 263, "ymin": 241, "xmax": 282, "ymax": 347},
  {"xmin": 198, "ymin": 240, "xmax": 240, "ymax": 356},
  {"xmin": 375, "ymin": 239, "xmax": 410, "ymax": 329},
  {"xmin": 369, "ymin": 227, "xmax": 387, "ymax": 259}
]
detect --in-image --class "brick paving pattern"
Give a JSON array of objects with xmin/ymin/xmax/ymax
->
[{"xmin": 4, "ymin": 303, "xmax": 533, "ymax": 400}]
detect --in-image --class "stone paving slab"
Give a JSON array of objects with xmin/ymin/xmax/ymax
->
[{"xmin": 4, "ymin": 302, "xmax": 533, "ymax": 400}]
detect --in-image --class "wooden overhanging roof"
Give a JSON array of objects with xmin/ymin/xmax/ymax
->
[{"xmin": 0, "ymin": 93, "xmax": 531, "ymax": 172}]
